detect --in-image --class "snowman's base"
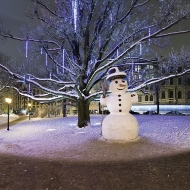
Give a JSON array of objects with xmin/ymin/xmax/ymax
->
[{"xmin": 102, "ymin": 113, "xmax": 139, "ymax": 141}]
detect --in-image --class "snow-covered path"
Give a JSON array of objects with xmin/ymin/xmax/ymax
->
[
  {"xmin": 0, "ymin": 115, "xmax": 190, "ymax": 162},
  {"xmin": 0, "ymin": 114, "xmax": 19, "ymax": 125}
]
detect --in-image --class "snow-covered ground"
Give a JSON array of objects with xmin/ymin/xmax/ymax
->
[
  {"xmin": 0, "ymin": 115, "xmax": 190, "ymax": 162},
  {"xmin": 0, "ymin": 114, "xmax": 19, "ymax": 125}
]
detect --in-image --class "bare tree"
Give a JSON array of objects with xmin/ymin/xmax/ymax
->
[
  {"xmin": 0, "ymin": 0, "xmax": 190, "ymax": 127},
  {"xmin": 0, "ymin": 52, "xmax": 15, "ymax": 91}
]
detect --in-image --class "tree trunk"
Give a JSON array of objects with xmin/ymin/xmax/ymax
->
[
  {"xmin": 156, "ymin": 87, "xmax": 160, "ymax": 114},
  {"xmin": 63, "ymin": 99, "xmax": 66, "ymax": 117},
  {"xmin": 77, "ymin": 98, "xmax": 90, "ymax": 128}
]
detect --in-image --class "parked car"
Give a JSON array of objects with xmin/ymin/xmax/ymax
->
[
  {"xmin": 89, "ymin": 110, "xmax": 98, "ymax": 114},
  {"xmin": 166, "ymin": 111, "xmax": 185, "ymax": 115},
  {"xmin": 129, "ymin": 110, "xmax": 140, "ymax": 114},
  {"xmin": 143, "ymin": 111, "xmax": 157, "ymax": 115},
  {"xmin": 99, "ymin": 110, "xmax": 110, "ymax": 114}
]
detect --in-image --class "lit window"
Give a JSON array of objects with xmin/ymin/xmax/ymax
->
[
  {"xmin": 135, "ymin": 65, "xmax": 141, "ymax": 72},
  {"xmin": 146, "ymin": 65, "xmax": 153, "ymax": 69},
  {"xmin": 150, "ymin": 65, "xmax": 153, "ymax": 69}
]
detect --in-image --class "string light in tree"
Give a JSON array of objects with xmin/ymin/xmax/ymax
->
[
  {"xmin": 117, "ymin": 49, "xmax": 119, "ymax": 57},
  {"xmin": 25, "ymin": 40, "xmax": 28, "ymax": 58},
  {"xmin": 148, "ymin": 27, "xmax": 151, "ymax": 45},
  {"xmin": 40, "ymin": 46, "xmax": 43, "ymax": 55},
  {"xmin": 131, "ymin": 58, "xmax": 134, "ymax": 76},
  {"xmin": 72, "ymin": 0, "xmax": 78, "ymax": 32},
  {"xmin": 62, "ymin": 47, "xmax": 65, "ymax": 74},
  {"xmin": 45, "ymin": 52, "xmax": 48, "ymax": 66},
  {"xmin": 139, "ymin": 42, "xmax": 142, "ymax": 56},
  {"xmin": 28, "ymin": 75, "xmax": 31, "ymax": 94},
  {"xmin": 99, "ymin": 35, "xmax": 101, "ymax": 48}
]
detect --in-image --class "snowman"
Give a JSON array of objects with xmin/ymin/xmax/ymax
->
[{"xmin": 100, "ymin": 67, "xmax": 139, "ymax": 141}]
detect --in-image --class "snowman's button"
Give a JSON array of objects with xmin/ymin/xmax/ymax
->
[
  {"xmin": 119, "ymin": 104, "xmax": 121, "ymax": 106},
  {"xmin": 119, "ymin": 110, "xmax": 122, "ymax": 112},
  {"xmin": 119, "ymin": 99, "xmax": 121, "ymax": 101},
  {"xmin": 118, "ymin": 94, "xmax": 121, "ymax": 97}
]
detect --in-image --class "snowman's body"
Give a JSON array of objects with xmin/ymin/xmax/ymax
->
[
  {"xmin": 100, "ymin": 75, "xmax": 139, "ymax": 141},
  {"xmin": 105, "ymin": 92, "xmax": 133, "ymax": 114}
]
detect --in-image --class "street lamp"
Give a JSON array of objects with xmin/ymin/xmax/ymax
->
[
  {"xmin": 5, "ymin": 98, "xmax": 12, "ymax": 131},
  {"xmin": 28, "ymin": 103, "xmax": 32, "ymax": 120}
]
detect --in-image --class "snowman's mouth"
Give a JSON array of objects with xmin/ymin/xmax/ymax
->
[{"xmin": 117, "ymin": 87, "xmax": 125, "ymax": 90}]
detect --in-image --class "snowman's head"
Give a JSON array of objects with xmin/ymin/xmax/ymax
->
[{"xmin": 109, "ymin": 78, "xmax": 128, "ymax": 93}]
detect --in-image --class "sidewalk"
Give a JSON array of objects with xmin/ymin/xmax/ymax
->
[{"xmin": 0, "ymin": 114, "xmax": 19, "ymax": 125}]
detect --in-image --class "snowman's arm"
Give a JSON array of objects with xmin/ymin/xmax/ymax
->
[
  {"xmin": 131, "ymin": 92, "xmax": 138, "ymax": 104},
  {"xmin": 100, "ymin": 95, "xmax": 107, "ymax": 106}
]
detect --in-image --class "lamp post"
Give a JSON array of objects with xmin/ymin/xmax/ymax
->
[
  {"xmin": 5, "ymin": 98, "xmax": 12, "ymax": 131},
  {"xmin": 28, "ymin": 103, "xmax": 32, "ymax": 120}
]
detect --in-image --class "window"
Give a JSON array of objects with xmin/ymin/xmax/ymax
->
[
  {"xmin": 178, "ymin": 91, "xmax": 182, "ymax": 99},
  {"xmin": 161, "ymin": 91, "xmax": 165, "ymax": 99},
  {"xmin": 169, "ymin": 91, "xmax": 174, "ymax": 98},
  {"xmin": 178, "ymin": 67, "xmax": 182, "ymax": 73},
  {"xmin": 150, "ymin": 95, "xmax": 153, "ymax": 101},
  {"xmin": 138, "ymin": 95, "xmax": 142, "ymax": 102},
  {"xmin": 161, "ymin": 81, "xmax": 166, "ymax": 85},
  {"xmin": 170, "ymin": 66, "xmax": 174, "ymax": 73},
  {"xmin": 188, "ymin": 78, "xmax": 190, "ymax": 85},
  {"xmin": 146, "ymin": 65, "xmax": 153, "ymax": 69},
  {"xmin": 187, "ymin": 91, "xmax": 190, "ymax": 99},
  {"xmin": 178, "ymin": 78, "xmax": 181, "ymax": 85},
  {"xmin": 170, "ymin": 78, "xmax": 173, "ymax": 85},
  {"xmin": 33, "ymin": 89, "xmax": 36, "ymax": 95},
  {"xmin": 145, "ymin": 86, "xmax": 149, "ymax": 93},
  {"xmin": 135, "ymin": 65, "xmax": 141, "ymax": 72},
  {"xmin": 133, "ymin": 74, "xmax": 138, "ymax": 80},
  {"xmin": 145, "ymin": 95, "xmax": 148, "ymax": 101},
  {"xmin": 150, "ymin": 85, "xmax": 153, "ymax": 91}
]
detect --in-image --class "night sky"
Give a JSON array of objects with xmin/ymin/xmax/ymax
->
[
  {"xmin": 0, "ymin": 0, "xmax": 32, "ymax": 60},
  {"xmin": 0, "ymin": 0, "xmax": 190, "ymax": 61}
]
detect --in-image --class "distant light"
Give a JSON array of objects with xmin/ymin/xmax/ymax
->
[{"xmin": 5, "ymin": 98, "xmax": 12, "ymax": 104}]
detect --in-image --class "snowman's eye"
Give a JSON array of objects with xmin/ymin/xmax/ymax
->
[
  {"xmin": 122, "ymin": 80, "xmax": 125, "ymax": 83},
  {"xmin": 115, "ymin": 81, "xmax": 118, "ymax": 84}
]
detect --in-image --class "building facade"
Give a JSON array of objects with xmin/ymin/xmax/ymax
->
[{"xmin": 137, "ymin": 74, "xmax": 190, "ymax": 105}]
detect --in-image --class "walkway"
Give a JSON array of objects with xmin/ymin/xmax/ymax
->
[{"xmin": 0, "ymin": 115, "xmax": 27, "ymax": 130}]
